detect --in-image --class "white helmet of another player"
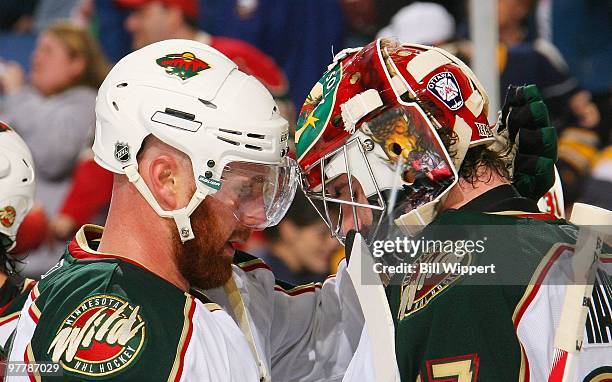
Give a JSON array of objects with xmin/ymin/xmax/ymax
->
[
  {"xmin": 93, "ymin": 39, "xmax": 297, "ymax": 242},
  {"xmin": 0, "ymin": 122, "xmax": 35, "ymax": 251}
]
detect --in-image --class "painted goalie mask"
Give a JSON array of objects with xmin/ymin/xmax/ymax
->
[{"xmin": 296, "ymin": 38, "xmax": 495, "ymax": 244}]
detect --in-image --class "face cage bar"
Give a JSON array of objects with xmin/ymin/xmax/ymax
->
[{"xmin": 300, "ymin": 136, "xmax": 387, "ymax": 246}]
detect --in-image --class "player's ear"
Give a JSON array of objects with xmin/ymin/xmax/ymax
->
[{"xmin": 148, "ymin": 155, "xmax": 181, "ymax": 210}]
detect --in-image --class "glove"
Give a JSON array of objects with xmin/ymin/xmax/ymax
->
[{"xmin": 491, "ymin": 84, "xmax": 558, "ymax": 200}]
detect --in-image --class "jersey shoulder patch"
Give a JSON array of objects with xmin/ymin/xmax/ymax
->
[{"xmin": 28, "ymin": 255, "xmax": 190, "ymax": 380}]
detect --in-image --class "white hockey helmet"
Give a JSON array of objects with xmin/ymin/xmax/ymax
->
[
  {"xmin": 0, "ymin": 122, "xmax": 35, "ymax": 252},
  {"xmin": 93, "ymin": 39, "xmax": 297, "ymax": 242}
]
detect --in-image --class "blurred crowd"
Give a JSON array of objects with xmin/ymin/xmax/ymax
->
[{"xmin": 0, "ymin": 0, "xmax": 610, "ymax": 283}]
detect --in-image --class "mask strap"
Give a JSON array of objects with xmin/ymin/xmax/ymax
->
[{"xmin": 340, "ymin": 89, "xmax": 383, "ymax": 134}]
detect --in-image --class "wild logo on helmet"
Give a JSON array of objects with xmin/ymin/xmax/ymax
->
[
  {"xmin": 156, "ymin": 52, "xmax": 211, "ymax": 81},
  {"xmin": 0, "ymin": 205, "xmax": 16, "ymax": 228},
  {"xmin": 48, "ymin": 294, "xmax": 146, "ymax": 377},
  {"xmin": 0, "ymin": 121, "xmax": 12, "ymax": 132}
]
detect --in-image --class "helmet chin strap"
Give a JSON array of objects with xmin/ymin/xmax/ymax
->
[{"xmin": 124, "ymin": 165, "xmax": 210, "ymax": 243}]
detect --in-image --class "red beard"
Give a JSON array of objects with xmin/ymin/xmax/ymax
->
[{"xmin": 173, "ymin": 199, "xmax": 244, "ymax": 290}]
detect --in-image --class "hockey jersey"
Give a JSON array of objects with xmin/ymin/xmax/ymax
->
[
  {"xmin": 385, "ymin": 208, "xmax": 612, "ymax": 382},
  {"xmin": 4, "ymin": 225, "xmax": 363, "ymax": 381},
  {"xmin": 0, "ymin": 277, "xmax": 36, "ymax": 355}
]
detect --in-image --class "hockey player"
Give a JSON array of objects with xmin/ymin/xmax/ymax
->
[
  {"xmin": 5, "ymin": 40, "xmax": 363, "ymax": 381},
  {"xmin": 0, "ymin": 122, "xmax": 37, "ymax": 355},
  {"xmin": 295, "ymin": 38, "xmax": 611, "ymax": 381}
]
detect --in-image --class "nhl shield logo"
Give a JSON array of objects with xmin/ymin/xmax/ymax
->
[
  {"xmin": 156, "ymin": 52, "xmax": 211, "ymax": 81},
  {"xmin": 114, "ymin": 142, "xmax": 130, "ymax": 163},
  {"xmin": 427, "ymin": 72, "xmax": 464, "ymax": 111},
  {"xmin": 0, "ymin": 206, "xmax": 16, "ymax": 228}
]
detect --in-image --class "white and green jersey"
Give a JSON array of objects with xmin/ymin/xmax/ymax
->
[
  {"xmin": 0, "ymin": 278, "xmax": 36, "ymax": 357},
  {"xmin": 5, "ymin": 225, "xmax": 363, "ymax": 381},
  {"xmin": 346, "ymin": 209, "xmax": 612, "ymax": 382}
]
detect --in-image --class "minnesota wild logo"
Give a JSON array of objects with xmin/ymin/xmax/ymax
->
[
  {"xmin": 156, "ymin": 52, "xmax": 211, "ymax": 81},
  {"xmin": 48, "ymin": 295, "xmax": 146, "ymax": 377},
  {"xmin": 0, "ymin": 205, "xmax": 16, "ymax": 228},
  {"xmin": 296, "ymin": 64, "xmax": 342, "ymax": 161},
  {"xmin": 0, "ymin": 121, "xmax": 12, "ymax": 132}
]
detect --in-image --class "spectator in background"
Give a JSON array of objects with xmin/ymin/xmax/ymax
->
[
  {"xmin": 341, "ymin": 0, "xmax": 378, "ymax": 47},
  {"xmin": 0, "ymin": 21, "xmax": 109, "ymax": 275},
  {"xmin": 33, "ymin": 0, "xmax": 80, "ymax": 31},
  {"xmin": 376, "ymin": 2, "xmax": 455, "ymax": 46},
  {"xmin": 116, "ymin": 0, "xmax": 293, "ymax": 124},
  {"xmin": 537, "ymin": 0, "xmax": 611, "ymax": 146},
  {"xmin": 94, "ymin": 0, "xmax": 344, "ymax": 116},
  {"xmin": 0, "ymin": 0, "xmax": 38, "ymax": 32},
  {"xmin": 497, "ymin": 0, "xmax": 600, "ymax": 131},
  {"xmin": 377, "ymin": 1, "xmax": 603, "ymax": 208},
  {"xmin": 260, "ymin": 192, "xmax": 340, "ymax": 285},
  {"xmin": 578, "ymin": 146, "xmax": 612, "ymax": 210},
  {"xmin": 495, "ymin": 0, "xmax": 604, "ymax": 207}
]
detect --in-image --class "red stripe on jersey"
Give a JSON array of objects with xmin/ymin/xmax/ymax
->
[
  {"xmin": 547, "ymin": 350, "xmax": 568, "ymax": 382},
  {"xmin": 0, "ymin": 313, "xmax": 19, "ymax": 326},
  {"xmin": 68, "ymin": 239, "xmax": 150, "ymax": 272},
  {"xmin": 238, "ymin": 262, "xmax": 271, "ymax": 273},
  {"xmin": 514, "ymin": 212, "xmax": 559, "ymax": 221},
  {"xmin": 27, "ymin": 304, "xmax": 39, "ymax": 324},
  {"xmin": 513, "ymin": 245, "xmax": 572, "ymax": 382},
  {"xmin": 0, "ymin": 280, "xmax": 38, "ymax": 316},
  {"xmin": 273, "ymin": 284, "xmax": 322, "ymax": 296},
  {"xmin": 23, "ymin": 346, "xmax": 35, "ymax": 382},
  {"xmin": 174, "ymin": 299, "xmax": 196, "ymax": 382},
  {"xmin": 525, "ymin": 352, "xmax": 531, "ymax": 382},
  {"xmin": 513, "ymin": 244, "xmax": 572, "ymax": 327},
  {"xmin": 0, "ymin": 300, "xmax": 12, "ymax": 316},
  {"xmin": 28, "ymin": 284, "xmax": 39, "ymax": 300},
  {"xmin": 23, "ymin": 280, "xmax": 37, "ymax": 293}
]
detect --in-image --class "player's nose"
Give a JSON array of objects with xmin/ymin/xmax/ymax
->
[{"xmin": 341, "ymin": 204, "xmax": 360, "ymax": 235}]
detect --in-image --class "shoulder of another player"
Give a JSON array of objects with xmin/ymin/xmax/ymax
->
[{"xmin": 233, "ymin": 250, "xmax": 270, "ymax": 270}]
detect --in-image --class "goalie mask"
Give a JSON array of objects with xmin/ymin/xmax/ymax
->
[
  {"xmin": 0, "ymin": 122, "xmax": 35, "ymax": 252},
  {"xmin": 296, "ymin": 38, "xmax": 494, "ymax": 244},
  {"xmin": 93, "ymin": 40, "xmax": 297, "ymax": 242}
]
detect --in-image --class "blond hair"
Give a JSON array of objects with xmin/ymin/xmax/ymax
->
[{"xmin": 46, "ymin": 21, "xmax": 110, "ymax": 90}]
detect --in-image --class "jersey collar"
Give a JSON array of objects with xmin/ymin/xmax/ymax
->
[{"xmin": 68, "ymin": 225, "xmax": 151, "ymax": 271}]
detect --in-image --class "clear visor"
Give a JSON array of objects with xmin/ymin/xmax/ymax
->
[
  {"xmin": 301, "ymin": 104, "xmax": 457, "ymax": 245},
  {"xmin": 211, "ymin": 156, "xmax": 299, "ymax": 230}
]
